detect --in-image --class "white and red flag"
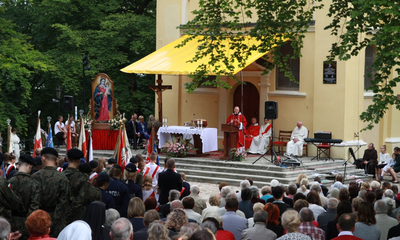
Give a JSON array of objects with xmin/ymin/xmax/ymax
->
[
  {"xmin": 33, "ymin": 111, "xmax": 42, "ymax": 157},
  {"xmin": 78, "ymin": 117, "xmax": 87, "ymax": 159}
]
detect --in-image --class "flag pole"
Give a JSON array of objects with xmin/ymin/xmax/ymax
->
[
  {"xmin": 7, "ymin": 119, "xmax": 11, "ymax": 154},
  {"xmin": 87, "ymin": 117, "xmax": 91, "ymax": 161},
  {"xmin": 240, "ymin": 71, "xmax": 245, "ymax": 150}
]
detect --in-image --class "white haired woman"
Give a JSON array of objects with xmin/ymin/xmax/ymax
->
[{"xmin": 277, "ymin": 210, "xmax": 312, "ymax": 240}]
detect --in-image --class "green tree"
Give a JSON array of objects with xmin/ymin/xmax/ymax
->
[
  {"xmin": 325, "ymin": 0, "xmax": 400, "ymax": 130},
  {"xmin": 0, "ymin": 18, "xmax": 54, "ymax": 139},
  {"xmin": 1, "ymin": 0, "xmax": 156, "ymax": 145},
  {"xmin": 180, "ymin": 0, "xmax": 400, "ymax": 130},
  {"xmin": 178, "ymin": 0, "xmax": 322, "ymax": 92}
]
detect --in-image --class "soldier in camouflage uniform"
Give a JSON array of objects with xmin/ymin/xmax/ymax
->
[
  {"xmin": 78, "ymin": 162, "xmax": 102, "ymax": 213},
  {"xmin": 64, "ymin": 149, "xmax": 101, "ymax": 224},
  {"xmin": 63, "ymin": 149, "xmax": 89, "ymax": 224},
  {"xmin": 0, "ymin": 152, "xmax": 22, "ymax": 218},
  {"xmin": 32, "ymin": 147, "xmax": 69, "ymax": 237},
  {"xmin": 0, "ymin": 178, "xmax": 22, "ymax": 218},
  {"xmin": 8, "ymin": 155, "xmax": 40, "ymax": 240},
  {"xmin": 84, "ymin": 180, "xmax": 102, "ymax": 207},
  {"xmin": 103, "ymin": 158, "xmax": 116, "ymax": 173}
]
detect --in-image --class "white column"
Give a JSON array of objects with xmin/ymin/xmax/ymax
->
[
  {"xmin": 181, "ymin": 0, "xmax": 189, "ymax": 25},
  {"xmin": 258, "ymin": 72, "xmax": 271, "ymax": 123}
]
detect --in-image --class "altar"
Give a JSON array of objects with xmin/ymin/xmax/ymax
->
[
  {"xmin": 157, "ymin": 126, "xmax": 218, "ymax": 155},
  {"xmin": 85, "ymin": 130, "xmax": 119, "ymax": 150}
]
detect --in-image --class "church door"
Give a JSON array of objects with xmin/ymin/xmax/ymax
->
[{"xmin": 233, "ymin": 82, "xmax": 260, "ymax": 128}]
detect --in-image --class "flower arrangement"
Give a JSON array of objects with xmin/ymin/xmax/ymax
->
[
  {"xmin": 82, "ymin": 114, "xmax": 93, "ymax": 130},
  {"xmin": 161, "ymin": 136, "xmax": 196, "ymax": 157},
  {"xmin": 230, "ymin": 148, "xmax": 247, "ymax": 161},
  {"xmin": 109, "ymin": 115, "xmax": 125, "ymax": 130}
]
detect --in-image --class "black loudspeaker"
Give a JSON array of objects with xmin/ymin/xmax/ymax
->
[
  {"xmin": 63, "ymin": 96, "xmax": 74, "ymax": 112},
  {"xmin": 265, "ymin": 101, "xmax": 278, "ymax": 120}
]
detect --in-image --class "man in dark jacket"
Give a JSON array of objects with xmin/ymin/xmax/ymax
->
[
  {"xmin": 106, "ymin": 165, "xmax": 130, "ymax": 217},
  {"xmin": 271, "ymin": 186, "xmax": 291, "ymax": 216},
  {"xmin": 158, "ymin": 159, "xmax": 182, "ymax": 204},
  {"xmin": 126, "ymin": 114, "xmax": 140, "ymax": 149}
]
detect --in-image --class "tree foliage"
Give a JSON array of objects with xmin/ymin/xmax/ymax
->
[
  {"xmin": 1, "ymin": 0, "xmax": 156, "ymax": 145},
  {"xmin": 0, "ymin": 17, "xmax": 54, "ymax": 135},
  {"xmin": 178, "ymin": 0, "xmax": 322, "ymax": 92},
  {"xmin": 325, "ymin": 0, "xmax": 400, "ymax": 131},
  {"xmin": 182, "ymin": 0, "xmax": 400, "ymax": 130}
]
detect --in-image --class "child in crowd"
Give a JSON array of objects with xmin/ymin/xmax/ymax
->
[{"xmin": 380, "ymin": 153, "xmax": 396, "ymax": 180}]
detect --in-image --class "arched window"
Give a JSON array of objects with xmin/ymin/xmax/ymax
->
[
  {"xmin": 364, "ymin": 45, "xmax": 375, "ymax": 90},
  {"xmin": 276, "ymin": 42, "xmax": 300, "ymax": 91}
]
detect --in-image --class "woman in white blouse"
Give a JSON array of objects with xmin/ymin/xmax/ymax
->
[{"xmin": 377, "ymin": 145, "xmax": 391, "ymax": 180}]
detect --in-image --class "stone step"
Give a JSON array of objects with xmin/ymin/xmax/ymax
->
[
  {"xmin": 174, "ymin": 161, "xmax": 361, "ymax": 178},
  {"xmin": 177, "ymin": 167, "xmax": 368, "ymax": 185},
  {"xmin": 56, "ymin": 147, "xmax": 373, "ymax": 187}
]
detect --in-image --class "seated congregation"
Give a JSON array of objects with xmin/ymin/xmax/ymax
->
[{"xmin": 3, "ymin": 145, "xmax": 400, "ymax": 240}]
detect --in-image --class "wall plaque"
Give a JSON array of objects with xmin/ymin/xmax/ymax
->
[{"xmin": 323, "ymin": 61, "xmax": 337, "ymax": 84}]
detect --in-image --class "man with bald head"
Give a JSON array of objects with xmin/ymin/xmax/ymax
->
[
  {"xmin": 286, "ymin": 121, "xmax": 308, "ymax": 157},
  {"xmin": 226, "ymin": 106, "xmax": 248, "ymax": 149}
]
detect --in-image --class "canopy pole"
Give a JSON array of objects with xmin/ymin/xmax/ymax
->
[{"xmin": 241, "ymin": 71, "xmax": 245, "ymax": 150}]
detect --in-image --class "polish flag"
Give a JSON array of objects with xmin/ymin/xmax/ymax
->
[
  {"xmin": 118, "ymin": 128, "xmax": 126, "ymax": 167},
  {"xmin": 66, "ymin": 123, "xmax": 72, "ymax": 151},
  {"xmin": 78, "ymin": 118, "xmax": 87, "ymax": 159},
  {"xmin": 33, "ymin": 115, "xmax": 42, "ymax": 158}
]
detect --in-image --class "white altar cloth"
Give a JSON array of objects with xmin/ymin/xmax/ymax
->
[{"xmin": 157, "ymin": 126, "xmax": 218, "ymax": 153}]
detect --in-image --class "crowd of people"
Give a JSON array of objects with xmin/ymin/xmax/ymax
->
[
  {"xmin": 52, "ymin": 113, "xmax": 153, "ymax": 150},
  {"xmin": 356, "ymin": 145, "xmax": 400, "ymax": 183},
  {"xmin": 2, "ymin": 144, "xmax": 400, "ymax": 240}
]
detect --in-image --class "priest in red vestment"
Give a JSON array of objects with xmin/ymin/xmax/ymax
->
[
  {"xmin": 226, "ymin": 106, "xmax": 247, "ymax": 148},
  {"xmin": 244, "ymin": 118, "xmax": 260, "ymax": 149}
]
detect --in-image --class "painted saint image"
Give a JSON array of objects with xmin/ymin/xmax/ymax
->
[{"xmin": 94, "ymin": 78, "xmax": 112, "ymax": 121}]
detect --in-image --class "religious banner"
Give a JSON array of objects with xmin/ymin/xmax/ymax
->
[{"xmin": 90, "ymin": 73, "xmax": 116, "ymax": 129}]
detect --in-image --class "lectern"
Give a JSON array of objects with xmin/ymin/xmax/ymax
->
[{"xmin": 220, "ymin": 124, "xmax": 239, "ymax": 160}]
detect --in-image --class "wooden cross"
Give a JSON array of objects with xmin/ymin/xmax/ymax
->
[{"xmin": 148, "ymin": 74, "xmax": 172, "ymax": 121}]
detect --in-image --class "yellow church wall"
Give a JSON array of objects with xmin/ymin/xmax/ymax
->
[
  {"xmin": 154, "ymin": 0, "xmax": 400, "ymax": 158},
  {"xmin": 308, "ymin": 0, "xmax": 370, "ymax": 159},
  {"xmin": 178, "ymin": 76, "xmax": 220, "ymax": 128},
  {"xmin": 264, "ymin": 32, "xmax": 315, "ymax": 156},
  {"xmin": 155, "ymin": 0, "xmax": 182, "ymax": 126},
  {"xmin": 382, "ymin": 69, "xmax": 400, "ymax": 153}
]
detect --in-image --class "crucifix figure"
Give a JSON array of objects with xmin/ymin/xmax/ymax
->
[{"xmin": 148, "ymin": 74, "xmax": 172, "ymax": 121}]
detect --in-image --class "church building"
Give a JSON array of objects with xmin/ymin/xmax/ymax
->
[{"xmin": 124, "ymin": 0, "xmax": 400, "ymax": 159}]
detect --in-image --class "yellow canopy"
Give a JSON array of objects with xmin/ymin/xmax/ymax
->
[{"xmin": 121, "ymin": 35, "xmax": 276, "ymax": 75}]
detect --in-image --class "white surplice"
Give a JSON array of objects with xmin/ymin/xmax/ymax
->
[
  {"xmin": 286, "ymin": 126, "xmax": 308, "ymax": 156},
  {"xmin": 12, "ymin": 133, "xmax": 20, "ymax": 161},
  {"xmin": 248, "ymin": 123, "xmax": 272, "ymax": 154}
]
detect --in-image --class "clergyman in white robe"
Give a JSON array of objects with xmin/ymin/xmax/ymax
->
[
  {"xmin": 286, "ymin": 121, "xmax": 308, "ymax": 156},
  {"xmin": 248, "ymin": 119, "xmax": 272, "ymax": 154},
  {"xmin": 12, "ymin": 132, "xmax": 20, "ymax": 162}
]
